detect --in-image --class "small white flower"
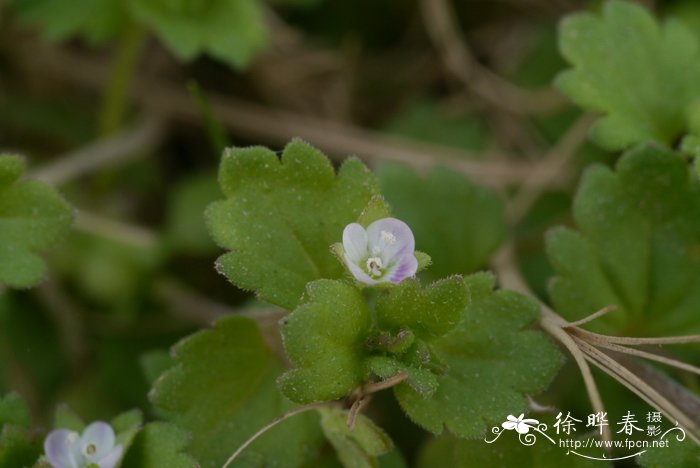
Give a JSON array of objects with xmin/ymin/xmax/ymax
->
[
  {"xmin": 502, "ymin": 414, "xmax": 539, "ymax": 434},
  {"xmin": 342, "ymin": 217, "xmax": 418, "ymax": 284},
  {"xmin": 44, "ymin": 421, "xmax": 123, "ymax": 468}
]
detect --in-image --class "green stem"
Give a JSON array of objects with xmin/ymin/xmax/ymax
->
[
  {"xmin": 187, "ymin": 80, "xmax": 230, "ymax": 154},
  {"xmin": 98, "ymin": 22, "xmax": 147, "ymax": 136}
]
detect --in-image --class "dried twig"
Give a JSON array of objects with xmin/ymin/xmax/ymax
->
[
  {"xmin": 507, "ymin": 114, "xmax": 595, "ymax": 224},
  {"xmin": 419, "ymin": 0, "xmax": 567, "ymax": 115},
  {"xmin": 30, "ymin": 116, "xmax": 165, "ymax": 185},
  {"xmin": 74, "ymin": 210, "xmax": 159, "ymax": 249},
  {"xmin": 17, "ymin": 42, "xmax": 567, "ymax": 189}
]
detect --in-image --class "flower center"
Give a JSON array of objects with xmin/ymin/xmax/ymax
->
[
  {"xmin": 366, "ymin": 257, "xmax": 384, "ymax": 277},
  {"xmin": 84, "ymin": 443, "xmax": 97, "ymax": 456}
]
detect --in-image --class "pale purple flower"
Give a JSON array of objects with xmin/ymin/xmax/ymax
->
[
  {"xmin": 502, "ymin": 414, "xmax": 539, "ymax": 434},
  {"xmin": 342, "ymin": 217, "xmax": 418, "ymax": 284},
  {"xmin": 44, "ymin": 421, "xmax": 123, "ymax": 468}
]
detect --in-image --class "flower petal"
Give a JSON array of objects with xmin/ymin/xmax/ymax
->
[
  {"xmin": 342, "ymin": 223, "xmax": 368, "ymax": 262},
  {"xmin": 81, "ymin": 422, "xmax": 115, "ymax": 460},
  {"xmin": 523, "ymin": 418, "xmax": 539, "ymax": 426},
  {"xmin": 386, "ymin": 253, "xmax": 418, "ymax": 283},
  {"xmin": 44, "ymin": 429, "xmax": 80, "ymax": 468},
  {"xmin": 366, "ymin": 218, "xmax": 415, "ymax": 262},
  {"xmin": 502, "ymin": 421, "xmax": 517, "ymax": 430},
  {"xmin": 506, "ymin": 415, "xmax": 518, "ymax": 422},
  {"xmin": 344, "ymin": 253, "xmax": 380, "ymax": 284},
  {"xmin": 97, "ymin": 445, "xmax": 124, "ymax": 468}
]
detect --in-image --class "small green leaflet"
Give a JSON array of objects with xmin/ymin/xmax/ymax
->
[
  {"xmin": 319, "ymin": 407, "xmax": 393, "ymax": 468},
  {"xmin": 121, "ymin": 422, "xmax": 199, "ymax": 468},
  {"xmin": 547, "ymin": 144, "xmax": 700, "ymax": 336},
  {"xmin": 279, "ymin": 280, "xmax": 371, "ymax": 403},
  {"xmin": 206, "ymin": 139, "xmax": 381, "ymax": 310},
  {"xmin": 127, "ymin": 0, "xmax": 267, "ymax": 68},
  {"xmin": 0, "ymin": 155, "xmax": 73, "ymax": 289},
  {"xmin": 556, "ymin": 0, "xmax": 700, "ymax": 150},
  {"xmin": 394, "ymin": 273, "xmax": 561, "ymax": 438},
  {"xmin": 375, "ymin": 277, "xmax": 467, "ymax": 341},
  {"xmin": 150, "ymin": 315, "xmax": 324, "ymax": 468},
  {"xmin": 279, "ymin": 277, "xmax": 469, "ymax": 404},
  {"xmin": 0, "ymin": 393, "xmax": 40, "ymax": 467},
  {"xmin": 377, "ymin": 164, "xmax": 506, "ymax": 282}
]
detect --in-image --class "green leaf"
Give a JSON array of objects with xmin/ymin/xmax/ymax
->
[
  {"xmin": 0, "ymin": 394, "xmax": 30, "ymax": 429},
  {"xmin": 383, "ymin": 100, "xmax": 489, "ymax": 153},
  {"xmin": 556, "ymin": 0, "xmax": 700, "ymax": 150},
  {"xmin": 279, "ymin": 280, "xmax": 371, "ymax": 403},
  {"xmin": 377, "ymin": 164, "xmax": 506, "ymax": 282},
  {"xmin": 206, "ymin": 140, "xmax": 381, "ymax": 310},
  {"xmin": 356, "ymin": 195, "xmax": 391, "ymax": 227},
  {"xmin": 638, "ymin": 432, "xmax": 700, "ymax": 467},
  {"xmin": 111, "ymin": 409, "xmax": 143, "ymax": 450},
  {"xmin": 139, "ymin": 349, "xmax": 174, "ymax": 386},
  {"xmin": 52, "ymin": 404, "xmax": 84, "ymax": 432},
  {"xmin": 375, "ymin": 277, "xmax": 467, "ymax": 341},
  {"xmin": 394, "ymin": 273, "xmax": 562, "ymax": 438},
  {"xmin": 418, "ymin": 434, "xmax": 608, "ymax": 468},
  {"xmin": 151, "ymin": 315, "xmax": 324, "ymax": 467},
  {"xmin": 165, "ymin": 172, "xmax": 220, "ymax": 255},
  {"xmin": 127, "ymin": 0, "xmax": 267, "ymax": 68},
  {"xmin": 0, "ymin": 393, "xmax": 39, "ymax": 468},
  {"xmin": 0, "ymin": 426, "xmax": 40, "ymax": 468},
  {"xmin": 319, "ymin": 407, "xmax": 393, "ymax": 468},
  {"xmin": 0, "ymin": 155, "xmax": 73, "ymax": 288},
  {"xmin": 547, "ymin": 144, "xmax": 700, "ymax": 335},
  {"xmin": 9, "ymin": 0, "xmax": 129, "ymax": 44},
  {"xmin": 121, "ymin": 422, "xmax": 199, "ymax": 468}
]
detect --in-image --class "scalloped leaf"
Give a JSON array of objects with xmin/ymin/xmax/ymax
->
[
  {"xmin": 279, "ymin": 279, "xmax": 371, "ymax": 403},
  {"xmin": 150, "ymin": 315, "xmax": 324, "ymax": 467},
  {"xmin": 547, "ymin": 144, "xmax": 700, "ymax": 335},
  {"xmin": 206, "ymin": 140, "xmax": 381, "ymax": 310},
  {"xmin": 556, "ymin": 0, "xmax": 700, "ymax": 150},
  {"xmin": 377, "ymin": 164, "xmax": 506, "ymax": 282},
  {"xmin": 127, "ymin": 0, "xmax": 267, "ymax": 68},
  {"xmin": 393, "ymin": 273, "xmax": 562, "ymax": 438},
  {"xmin": 375, "ymin": 276, "xmax": 467, "ymax": 341},
  {"xmin": 0, "ymin": 155, "xmax": 73, "ymax": 289},
  {"xmin": 121, "ymin": 422, "xmax": 199, "ymax": 468}
]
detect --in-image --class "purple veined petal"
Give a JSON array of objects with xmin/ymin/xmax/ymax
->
[
  {"xmin": 344, "ymin": 253, "xmax": 380, "ymax": 285},
  {"xmin": 386, "ymin": 253, "xmax": 418, "ymax": 283},
  {"xmin": 97, "ymin": 444, "xmax": 123, "ymax": 468},
  {"xmin": 342, "ymin": 223, "xmax": 369, "ymax": 263},
  {"xmin": 81, "ymin": 422, "xmax": 115, "ymax": 460},
  {"xmin": 44, "ymin": 429, "xmax": 81, "ymax": 468},
  {"xmin": 366, "ymin": 218, "xmax": 415, "ymax": 263}
]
